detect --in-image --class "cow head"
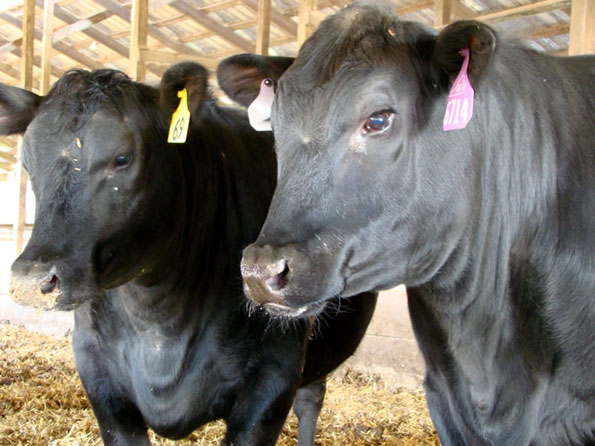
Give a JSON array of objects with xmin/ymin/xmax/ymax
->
[
  {"xmin": 1, "ymin": 62, "xmax": 209, "ymax": 310},
  {"xmin": 218, "ymin": 4, "xmax": 496, "ymax": 317}
]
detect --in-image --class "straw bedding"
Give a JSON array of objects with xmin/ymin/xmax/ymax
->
[{"xmin": 0, "ymin": 323, "xmax": 439, "ymax": 445}]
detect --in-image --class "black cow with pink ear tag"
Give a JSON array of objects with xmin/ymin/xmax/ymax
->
[{"xmin": 217, "ymin": 2, "xmax": 595, "ymax": 445}]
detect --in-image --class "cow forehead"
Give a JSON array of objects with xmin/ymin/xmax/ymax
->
[{"xmin": 24, "ymin": 109, "xmax": 135, "ymax": 170}]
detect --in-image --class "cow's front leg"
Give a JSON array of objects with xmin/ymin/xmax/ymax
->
[
  {"xmin": 221, "ymin": 370, "xmax": 299, "ymax": 446},
  {"xmin": 73, "ymin": 312, "xmax": 150, "ymax": 445},
  {"xmin": 293, "ymin": 377, "xmax": 327, "ymax": 446}
]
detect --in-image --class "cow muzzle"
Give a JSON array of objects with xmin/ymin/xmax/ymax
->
[
  {"xmin": 241, "ymin": 244, "xmax": 329, "ymax": 318},
  {"xmin": 10, "ymin": 260, "xmax": 63, "ymax": 310}
]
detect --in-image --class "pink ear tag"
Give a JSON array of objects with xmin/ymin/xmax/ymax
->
[
  {"xmin": 247, "ymin": 78, "xmax": 275, "ymax": 131},
  {"xmin": 443, "ymin": 48, "xmax": 474, "ymax": 131}
]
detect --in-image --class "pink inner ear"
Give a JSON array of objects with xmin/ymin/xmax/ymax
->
[
  {"xmin": 247, "ymin": 79, "xmax": 275, "ymax": 131},
  {"xmin": 443, "ymin": 47, "xmax": 474, "ymax": 131}
]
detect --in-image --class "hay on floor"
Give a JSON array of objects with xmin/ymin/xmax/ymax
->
[{"xmin": 0, "ymin": 324, "xmax": 439, "ymax": 446}]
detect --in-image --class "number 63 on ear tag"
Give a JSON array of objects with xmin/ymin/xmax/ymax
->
[{"xmin": 168, "ymin": 88, "xmax": 190, "ymax": 143}]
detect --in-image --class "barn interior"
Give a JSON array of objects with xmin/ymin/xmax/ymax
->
[{"xmin": 0, "ymin": 0, "xmax": 592, "ymax": 444}]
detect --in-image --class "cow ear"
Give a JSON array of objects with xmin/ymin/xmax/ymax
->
[
  {"xmin": 160, "ymin": 62, "xmax": 209, "ymax": 118},
  {"xmin": 216, "ymin": 54, "xmax": 294, "ymax": 108},
  {"xmin": 433, "ymin": 20, "xmax": 496, "ymax": 86},
  {"xmin": 0, "ymin": 84, "xmax": 43, "ymax": 135}
]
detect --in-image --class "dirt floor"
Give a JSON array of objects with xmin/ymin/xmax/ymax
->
[{"xmin": 0, "ymin": 323, "xmax": 439, "ymax": 446}]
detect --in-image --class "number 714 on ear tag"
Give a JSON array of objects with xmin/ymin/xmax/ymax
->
[{"xmin": 168, "ymin": 88, "xmax": 190, "ymax": 143}]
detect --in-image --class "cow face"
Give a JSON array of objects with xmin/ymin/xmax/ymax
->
[
  {"xmin": 1, "ymin": 63, "xmax": 209, "ymax": 310},
  {"xmin": 218, "ymin": 6, "xmax": 496, "ymax": 317}
]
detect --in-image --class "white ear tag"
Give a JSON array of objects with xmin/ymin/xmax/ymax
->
[{"xmin": 247, "ymin": 78, "xmax": 275, "ymax": 131}]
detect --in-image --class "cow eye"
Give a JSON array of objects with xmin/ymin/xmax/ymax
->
[
  {"xmin": 113, "ymin": 154, "xmax": 131, "ymax": 168},
  {"xmin": 362, "ymin": 112, "xmax": 394, "ymax": 135}
]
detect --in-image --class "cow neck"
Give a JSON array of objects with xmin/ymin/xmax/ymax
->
[
  {"xmin": 127, "ymin": 105, "xmax": 270, "ymax": 322},
  {"xmin": 407, "ymin": 48, "xmax": 588, "ymax": 435}
]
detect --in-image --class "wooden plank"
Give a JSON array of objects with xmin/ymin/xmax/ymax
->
[
  {"xmin": 255, "ymin": 0, "xmax": 272, "ymax": 55},
  {"xmin": 130, "ymin": 0, "xmax": 149, "ymax": 81},
  {"xmin": 569, "ymin": 0, "xmax": 595, "ymax": 55},
  {"xmin": 170, "ymin": 0, "xmax": 254, "ymax": 52},
  {"xmin": 434, "ymin": 0, "xmax": 452, "ymax": 27},
  {"xmin": 473, "ymin": 0, "xmax": 570, "ymax": 24},
  {"xmin": 524, "ymin": 22, "xmax": 569, "ymax": 40},
  {"xmin": 242, "ymin": 0, "xmax": 297, "ymax": 36},
  {"xmin": 0, "ymin": 151, "xmax": 17, "ymax": 163},
  {"xmin": 1, "ymin": 11, "xmax": 104, "ymax": 70},
  {"xmin": 297, "ymin": 0, "xmax": 317, "ymax": 47},
  {"xmin": 139, "ymin": 48, "xmax": 218, "ymax": 70},
  {"xmin": 15, "ymin": 0, "xmax": 34, "ymax": 255},
  {"xmin": 40, "ymin": 0, "xmax": 54, "ymax": 95},
  {"xmin": 48, "ymin": 0, "xmax": 168, "ymax": 79},
  {"xmin": 396, "ymin": 0, "xmax": 433, "ymax": 16},
  {"xmin": 92, "ymin": 0, "xmax": 210, "ymax": 57},
  {"xmin": 52, "ymin": 10, "xmax": 112, "ymax": 42},
  {"xmin": 0, "ymin": 136, "xmax": 18, "ymax": 147},
  {"xmin": 451, "ymin": 0, "xmax": 479, "ymax": 20}
]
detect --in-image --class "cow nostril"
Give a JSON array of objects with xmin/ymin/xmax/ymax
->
[
  {"xmin": 265, "ymin": 260, "xmax": 290, "ymax": 292},
  {"xmin": 40, "ymin": 274, "xmax": 59, "ymax": 294}
]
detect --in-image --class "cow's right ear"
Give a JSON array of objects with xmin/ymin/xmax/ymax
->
[
  {"xmin": 433, "ymin": 20, "xmax": 497, "ymax": 87},
  {"xmin": 0, "ymin": 84, "xmax": 42, "ymax": 135},
  {"xmin": 216, "ymin": 54, "xmax": 294, "ymax": 108},
  {"xmin": 160, "ymin": 62, "xmax": 209, "ymax": 118}
]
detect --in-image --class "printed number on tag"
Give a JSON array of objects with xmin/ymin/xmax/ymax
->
[{"xmin": 168, "ymin": 89, "xmax": 190, "ymax": 144}]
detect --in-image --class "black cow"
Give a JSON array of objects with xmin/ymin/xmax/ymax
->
[
  {"xmin": 0, "ymin": 62, "xmax": 377, "ymax": 445},
  {"xmin": 217, "ymin": 3, "xmax": 595, "ymax": 445}
]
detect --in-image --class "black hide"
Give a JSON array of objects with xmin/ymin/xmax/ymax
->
[
  {"xmin": 1, "ymin": 63, "xmax": 377, "ymax": 446},
  {"xmin": 217, "ymin": 3, "xmax": 595, "ymax": 446}
]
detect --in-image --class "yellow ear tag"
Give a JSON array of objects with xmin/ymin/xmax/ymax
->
[{"xmin": 167, "ymin": 88, "xmax": 190, "ymax": 144}]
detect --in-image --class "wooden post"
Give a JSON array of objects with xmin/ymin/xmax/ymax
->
[
  {"xmin": 13, "ymin": 0, "xmax": 35, "ymax": 256},
  {"xmin": 40, "ymin": 0, "xmax": 54, "ymax": 95},
  {"xmin": 434, "ymin": 0, "xmax": 453, "ymax": 27},
  {"xmin": 569, "ymin": 0, "xmax": 595, "ymax": 55},
  {"xmin": 297, "ymin": 0, "xmax": 317, "ymax": 47},
  {"xmin": 255, "ymin": 0, "xmax": 272, "ymax": 55},
  {"xmin": 130, "ymin": 0, "xmax": 148, "ymax": 81}
]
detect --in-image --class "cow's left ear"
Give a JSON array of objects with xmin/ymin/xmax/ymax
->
[
  {"xmin": 216, "ymin": 54, "xmax": 294, "ymax": 108},
  {"xmin": 159, "ymin": 62, "xmax": 209, "ymax": 118},
  {"xmin": 433, "ymin": 20, "xmax": 497, "ymax": 86},
  {"xmin": 0, "ymin": 84, "xmax": 43, "ymax": 135}
]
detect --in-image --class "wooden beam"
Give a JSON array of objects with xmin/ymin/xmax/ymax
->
[
  {"xmin": 40, "ymin": 0, "xmax": 54, "ymax": 95},
  {"xmin": 51, "ymin": 3, "xmax": 128, "ymax": 57},
  {"xmin": 0, "ymin": 136, "xmax": 18, "ymax": 147},
  {"xmin": 434, "ymin": 0, "xmax": 453, "ymax": 27},
  {"xmin": 255, "ymin": 0, "xmax": 272, "ymax": 55},
  {"xmin": 569, "ymin": 0, "xmax": 595, "ymax": 55},
  {"xmin": 0, "ymin": 151, "xmax": 17, "ymax": 163},
  {"xmin": 451, "ymin": 0, "xmax": 479, "ymax": 20},
  {"xmin": 139, "ymin": 48, "xmax": 218, "ymax": 70},
  {"xmin": 52, "ymin": 10, "xmax": 112, "ymax": 42},
  {"xmin": 297, "ymin": 0, "xmax": 317, "ymax": 47},
  {"xmin": 396, "ymin": 0, "xmax": 433, "ymax": 16},
  {"xmin": 92, "ymin": 0, "xmax": 211, "ymax": 57},
  {"xmin": 0, "ymin": 160, "xmax": 13, "ymax": 171},
  {"xmin": 473, "ymin": 0, "xmax": 571, "ymax": 24},
  {"xmin": 1, "ymin": 11, "xmax": 104, "ymax": 69},
  {"xmin": 170, "ymin": 0, "xmax": 255, "ymax": 52},
  {"xmin": 15, "ymin": 0, "xmax": 34, "ymax": 255},
  {"xmin": 130, "ymin": 0, "xmax": 149, "ymax": 81},
  {"xmin": 242, "ymin": 0, "xmax": 297, "ymax": 36},
  {"xmin": 524, "ymin": 22, "xmax": 569, "ymax": 40}
]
